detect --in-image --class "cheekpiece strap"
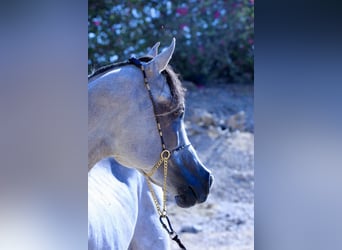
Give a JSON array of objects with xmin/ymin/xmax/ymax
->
[{"xmin": 129, "ymin": 57, "xmax": 167, "ymax": 150}]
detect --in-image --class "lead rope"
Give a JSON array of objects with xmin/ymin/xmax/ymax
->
[{"xmin": 129, "ymin": 57, "xmax": 187, "ymax": 250}]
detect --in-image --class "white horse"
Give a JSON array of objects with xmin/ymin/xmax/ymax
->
[{"xmin": 88, "ymin": 38, "xmax": 213, "ymax": 250}]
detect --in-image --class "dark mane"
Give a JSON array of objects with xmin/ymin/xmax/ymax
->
[
  {"xmin": 88, "ymin": 57, "xmax": 185, "ymax": 110},
  {"xmin": 163, "ymin": 65, "xmax": 185, "ymax": 110}
]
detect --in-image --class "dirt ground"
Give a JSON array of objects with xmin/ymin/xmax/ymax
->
[{"xmin": 168, "ymin": 83, "xmax": 254, "ymax": 250}]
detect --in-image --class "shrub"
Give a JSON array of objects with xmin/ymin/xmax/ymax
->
[{"xmin": 89, "ymin": 0, "xmax": 254, "ymax": 84}]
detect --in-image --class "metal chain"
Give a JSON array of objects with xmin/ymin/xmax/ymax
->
[
  {"xmin": 144, "ymin": 150, "xmax": 187, "ymax": 250},
  {"xmin": 144, "ymin": 150, "xmax": 170, "ymax": 216},
  {"xmin": 162, "ymin": 151, "xmax": 168, "ymax": 213}
]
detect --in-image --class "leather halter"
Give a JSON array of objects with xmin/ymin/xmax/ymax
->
[
  {"xmin": 128, "ymin": 57, "xmax": 190, "ymax": 154},
  {"xmin": 128, "ymin": 57, "xmax": 187, "ymax": 249}
]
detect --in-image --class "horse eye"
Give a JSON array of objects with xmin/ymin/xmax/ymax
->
[{"xmin": 174, "ymin": 109, "xmax": 184, "ymax": 117}]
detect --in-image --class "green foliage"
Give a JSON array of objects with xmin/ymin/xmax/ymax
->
[{"xmin": 89, "ymin": 0, "xmax": 254, "ymax": 84}]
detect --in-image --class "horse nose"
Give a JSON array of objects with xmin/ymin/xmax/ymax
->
[
  {"xmin": 209, "ymin": 174, "xmax": 214, "ymax": 189},
  {"xmin": 197, "ymin": 173, "xmax": 214, "ymax": 203}
]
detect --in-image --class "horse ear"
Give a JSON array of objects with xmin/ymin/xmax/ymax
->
[
  {"xmin": 145, "ymin": 38, "xmax": 176, "ymax": 73},
  {"xmin": 146, "ymin": 42, "xmax": 160, "ymax": 57}
]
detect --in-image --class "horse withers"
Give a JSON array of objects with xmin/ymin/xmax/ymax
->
[{"xmin": 88, "ymin": 38, "xmax": 213, "ymax": 249}]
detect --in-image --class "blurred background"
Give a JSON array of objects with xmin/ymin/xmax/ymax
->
[
  {"xmin": 88, "ymin": 0, "xmax": 254, "ymax": 84},
  {"xmin": 89, "ymin": 1, "xmax": 254, "ymax": 249}
]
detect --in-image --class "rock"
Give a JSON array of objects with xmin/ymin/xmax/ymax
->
[
  {"xmin": 207, "ymin": 125, "xmax": 221, "ymax": 139},
  {"xmin": 200, "ymin": 111, "xmax": 216, "ymax": 127},
  {"xmin": 180, "ymin": 224, "xmax": 203, "ymax": 234},
  {"xmin": 234, "ymin": 218, "xmax": 245, "ymax": 226},
  {"xmin": 227, "ymin": 110, "xmax": 246, "ymax": 131},
  {"xmin": 185, "ymin": 122, "xmax": 207, "ymax": 136},
  {"xmin": 188, "ymin": 108, "xmax": 217, "ymax": 127}
]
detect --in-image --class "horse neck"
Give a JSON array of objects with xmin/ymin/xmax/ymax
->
[
  {"xmin": 88, "ymin": 66, "xmax": 158, "ymax": 171},
  {"xmin": 88, "ymin": 74, "xmax": 116, "ymax": 170}
]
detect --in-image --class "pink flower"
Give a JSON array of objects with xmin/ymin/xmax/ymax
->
[
  {"xmin": 248, "ymin": 38, "xmax": 254, "ymax": 45},
  {"xmin": 176, "ymin": 7, "xmax": 188, "ymax": 16},
  {"xmin": 93, "ymin": 20, "xmax": 101, "ymax": 26},
  {"xmin": 214, "ymin": 11, "xmax": 220, "ymax": 19}
]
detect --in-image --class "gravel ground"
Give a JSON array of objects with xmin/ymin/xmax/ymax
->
[{"xmin": 168, "ymin": 83, "xmax": 254, "ymax": 250}]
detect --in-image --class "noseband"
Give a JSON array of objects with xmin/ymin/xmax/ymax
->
[{"xmin": 129, "ymin": 57, "xmax": 187, "ymax": 249}]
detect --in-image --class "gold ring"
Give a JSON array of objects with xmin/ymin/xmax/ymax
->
[{"xmin": 161, "ymin": 150, "xmax": 171, "ymax": 159}]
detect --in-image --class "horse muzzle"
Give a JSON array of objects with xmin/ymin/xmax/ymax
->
[
  {"xmin": 174, "ymin": 172, "xmax": 213, "ymax": 208},
  {"xmin": 170, "ymin": 146, "xmax": 214, "ymax": 208}
]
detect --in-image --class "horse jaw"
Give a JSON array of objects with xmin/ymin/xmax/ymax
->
[{"xmin": 88, "ymin": 66, "xmax": 162, "ymax": 171}]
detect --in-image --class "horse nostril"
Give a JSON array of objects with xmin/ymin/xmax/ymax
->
[{"xmin": 209, "ymin": 175, "xmax": 214, "ymax": 188}]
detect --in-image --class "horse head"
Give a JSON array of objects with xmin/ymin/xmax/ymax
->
[{"xmin": 88, "ymin": 38, "xmax": 213, "ymax": 208}]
